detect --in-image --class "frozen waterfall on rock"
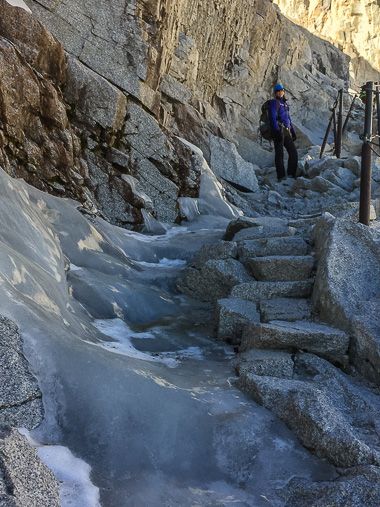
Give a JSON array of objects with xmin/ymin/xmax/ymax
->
[{"xmin": 0, "ymin": 146, "xmax": 336, "ymax": 506}]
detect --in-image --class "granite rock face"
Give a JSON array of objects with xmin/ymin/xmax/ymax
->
[
  {"xmin": 237, "ymin": 349, "xmax": 294, "ymax": 379},
  {"xmin": 0, "ymin": 316, "xmax": 59, "ymax": 505},
  {"xmin": 0, "ymin": 0, "xmax": 353, "ymax": 228},
  {"xmin": 209, "ymin": 135, "xmax": 259, "ymax": 192},
  {"xmin": 246, "ymin": 254, "xmax": 314, "ymax": 281},
  {"xmin": 0, "ymin": 317, "xmax": 43, "ymax": 429},
  {"xmin": 259, "ymin": 298, "xmax": 311, "ymax": 322},
  {"xmin": 0, "ymin": 1, "xmax": 83, "ymax": 200},
  {"xmin": 238, "ymin": 236, "xmax": 309, "ymax": 261},
  {"xmin": 0, "ymin": 429, "xmax": 60, "ymax": 507},
  {"xmin": 273, "ymin": 0, "xmax": 380, "ymax": 83},
  {"xmin": 231, "ymin": 279, "xmax": 314, "ymax": 301}
]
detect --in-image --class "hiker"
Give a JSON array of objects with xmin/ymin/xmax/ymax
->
[{"xmin": 269, "ymin": 83, "xmax": 298, "ymax": 182}]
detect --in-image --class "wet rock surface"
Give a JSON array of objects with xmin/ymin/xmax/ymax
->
[{"xmin": 0, "ymin": 167, "xmax": 346, "ymax": 506}]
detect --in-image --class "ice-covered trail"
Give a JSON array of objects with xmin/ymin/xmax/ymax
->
[{"xmin": 0, "ymin": 167, "xmax": 337, "ymax": 506}]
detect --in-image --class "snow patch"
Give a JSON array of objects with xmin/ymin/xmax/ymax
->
[{"xmin": 18, "ymin": 429, "xmax": 100, "ymax": 507}]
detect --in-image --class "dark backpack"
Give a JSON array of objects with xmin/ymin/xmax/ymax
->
[{"xmin": 259, "ymin": 99, "xmax": 280, "ymax": 140}]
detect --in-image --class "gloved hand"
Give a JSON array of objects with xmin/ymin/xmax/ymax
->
[{"xmin": 292, "ymin": 132, "xmax": 297, "ymax": 141}]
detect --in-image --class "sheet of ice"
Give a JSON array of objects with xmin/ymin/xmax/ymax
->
[
  {"xmin": 178, "ymin": 196, "xmax": 200, "ymax": 221},
  {"xmin": 122, "ymin": 223, "xmax": 189, "ymax": 244},
  {"xmin": 5, "ymin": 0, "xmax": 31, "ymax": 12},
  {"xmin": 141, "ymin": 209, "xmax": 167, "ymax": 234},
  {"xmin": 19, "ymin": 429, "xmax": 100, "ymax": 507},
  {"xmin": 0, "ymin": 167, "xmax": 339, "ymax": 506}
]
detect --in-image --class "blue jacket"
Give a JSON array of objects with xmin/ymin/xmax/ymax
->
[{"xmin": 269, "ymin": 98, "xmax": 295, "ymax": 134}]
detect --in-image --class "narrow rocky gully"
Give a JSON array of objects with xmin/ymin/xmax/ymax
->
[
  {"xmin": 0, "ymin": 1, "xmax": 380, "ymax": 506},
  {"xmin": 1, "ymin": 130, "xmax": 379, "ymax": 506}
]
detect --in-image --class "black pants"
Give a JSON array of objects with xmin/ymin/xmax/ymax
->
[{"xmin": 273, "ymin": 128, "xmax": 298, "ymax": 180}]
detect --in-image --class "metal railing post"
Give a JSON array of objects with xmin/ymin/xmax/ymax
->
[
  {"xmin": 320, "ymin": 112, "xmax": 334, "ymax": 159},
  {"xmin": 335, "ymin": 89, "xmax": 343, "ymax": 158},
  {"xmin": 375, "ymin": 83, "xmax": 380, "ymax": 148},
  {"xmin": 359, "ymin": 81, "xmax": 374, "ymax": 225},
  {"xmin": 320, "ymin": 91, "xmax": 339, "ymax": 159},
  {"xmin": 342, "ymin": 94, "xmax": 357, "ymax": 135},
  {"xmin": 332, "ymin": 108, "xmax": 337, "ymax": 148}
]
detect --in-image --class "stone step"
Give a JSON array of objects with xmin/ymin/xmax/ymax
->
[
  {"xmin": 224, "ymin": 216, "xmax": 289, "ymax": 241},
  {"xmin": 246, "ymin": 255, "xmax": 315, "ymax": 281},
  {"xmin": 238, "ymin": 236, "xmax": 309, "ymax": 261},
  {"xmin": 178, "ymin": 258, "xmax": 251, "ymax": 302},
  {"xmin": 237, "ymin": 355, "xmax": 380, "ymax": 468},
  {"xmin": 233, "ymin": 225, "xmax": 296, "ymax": 242},
  {"xmin": 259, "ymin": 298, "xmax": 311, "ymax": 323},
  {"xmin": 216, "ymin": 297, "xmax": 260, "ymax": 345},
  {"xmin": 237, "ymin": 349, "xmax": 294, "ymax": 379},
  {"xmin": 231, "ymin": 280, "xmax": 314, "ymax": 301},
  {"xmin": 240, "ymin": 320, "xmax": 349, "ymax": 364}
]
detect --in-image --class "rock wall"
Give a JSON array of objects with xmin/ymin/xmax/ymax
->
[
  {"xmin": 26, "ymin": 0, "xmax": 351, "ymax": 143},
  {"xmin": 273, "ymin": 0, "xmax": 380, "ymax": 83},
  {"xmin": 0, "ymin": 2, "xmax": 89, "ymax": 200},
  {"xmin": 0, "ymin": 0, "xmax": 355, "ymax": 227},
  {"xmin": 312, "ymin": 214, "xmax": 380, "ymax": 384}
]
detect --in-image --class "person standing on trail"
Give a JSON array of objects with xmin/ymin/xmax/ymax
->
[{"xmin": 269, "ymin": 83, "xmax": 298, "ymax": 182}]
